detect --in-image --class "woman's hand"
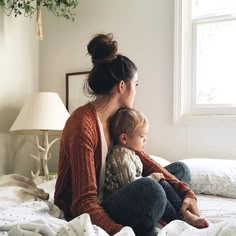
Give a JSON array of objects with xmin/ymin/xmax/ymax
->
[{"xmin": 181, "ymin": 197, "xmax": 200, "ymax": 217}]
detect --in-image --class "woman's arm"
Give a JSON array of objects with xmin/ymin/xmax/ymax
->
[
  {"xmin": 136, "ymin": 151, "xmax": 201, "ymax": 217},
  {"xmin": 136, "ymin": 151, "xmax": 196, "ymax": 200}
]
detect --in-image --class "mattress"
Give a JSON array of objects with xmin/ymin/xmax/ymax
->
[{"xmin": 197, "ymin": 194, "xmax": 236, "ymax": 223}]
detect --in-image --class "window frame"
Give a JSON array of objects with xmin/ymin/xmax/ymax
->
[{"xmin": 173, "ymin": 0, "xmax": 236, "ymax": 123}]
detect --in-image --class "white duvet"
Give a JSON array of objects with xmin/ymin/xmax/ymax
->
[
  {"xmin": 1, "ymin": 174, "xmax": 236, "ymax": 236},
  {"xmin": 156, "ymin": 192, "xmax": 236, "ymax": 236},
  {"xmin": 158, "ymin": 220, "xmax": 236, "ymax": 236},
  {"xmin": 0, "ymin": 175, "xmax": 134, "ymax": 236},
  {"xmin": 0, "ymin": 199, "xmax": 134, "ymax": 236},
  {"xmin": 1, "ymin": 197, "xmax": 236, "ymax": 236}
]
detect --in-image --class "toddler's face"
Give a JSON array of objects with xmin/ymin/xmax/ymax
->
[{"xmin": 125, "ymin": 125, "xmax": 149, "ymax": 152}]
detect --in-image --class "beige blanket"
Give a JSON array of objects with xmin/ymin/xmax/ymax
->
[{"xmin": 0, "ymin": 174, "xmax": 49, "ymax": 206}]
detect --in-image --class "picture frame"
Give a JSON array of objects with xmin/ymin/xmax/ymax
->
[{"xmin": 65, "ymin": 71, "xmax": 90, "ymax": 113}]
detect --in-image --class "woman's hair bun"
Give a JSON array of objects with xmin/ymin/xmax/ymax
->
[{"xmin": 87, "ymin": 33, "xmax": 118, "ymax": 64}]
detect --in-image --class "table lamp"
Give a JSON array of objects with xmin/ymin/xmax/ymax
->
[{"xmin": 9, "ymin": 92, "xmax": 70, "ymax": 181}]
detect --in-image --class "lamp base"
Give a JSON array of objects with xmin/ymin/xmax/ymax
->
[
  {"xmin": 31, "ymin": 132, "xmax": 59, "ymax": 181},
  {"xmin": 33, "ymin": 173, "xmax": 57, "ymax": 185}
]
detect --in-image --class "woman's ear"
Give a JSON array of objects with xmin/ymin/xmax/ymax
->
[
  {"xmin": 117, "ymin": 80, "xmax": 126, "ymax": 94},
  {"xmin": 119, "ymin": 133, "xmax": 127, "ymax": 144}
]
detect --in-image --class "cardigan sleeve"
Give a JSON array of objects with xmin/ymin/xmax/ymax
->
[
  {"xmin": 135, "ymin": 151, "xmax": 196, "ymax": 199},
  {"xmin": 56, "ymin": 107, "xmax": 123, "ymax": 235}
]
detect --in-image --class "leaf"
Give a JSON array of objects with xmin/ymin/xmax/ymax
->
[{"xmin": 1, "ymin": 0, "xmax": 78, "ymax": 20}]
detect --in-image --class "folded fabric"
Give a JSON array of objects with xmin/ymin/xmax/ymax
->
[{"xmin": 0, "ymin": 174, "xmax": 49, "ymax": 206}]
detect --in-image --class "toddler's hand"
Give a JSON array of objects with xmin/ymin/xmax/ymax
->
[
  {"xmin": 153, "ymin": 172, "xmax": 165, "ymax": 180},
  {"xmin": 149, "ymin": 172, "xmax": 165, "ymax": 182}
]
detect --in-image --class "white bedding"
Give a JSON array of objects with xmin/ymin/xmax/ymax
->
[
  {"xmin": 16, "ymin": 180, "xmax": 236, "ymax": 236},
  {"xmin": 156, "ymin": 158, "xmax": 236, "ymax": 236},
  {"xmin": 0, "ymin": 176, "xmax": 134, "ymax": 236},
  {"xmin": 156, "ymin": 194, "xmax": 236, "ymax": 236},
  {"xmin": 0, "ymin": 203, "xmax": 134, "ymax": 236},
  {"xmin": 158, "ymin": 219, "xmax": 236, "ymax": 236},
  {"xmin": 197, "ymin": 194, "xmax": 236, "ymax": 223},
  {"xmin": 1, "ymin": 194, "xmax": 235, "ymax": 236},
  {"xmin": 1, "ymin": 157, "xmax": 236, "ymax": 236}
]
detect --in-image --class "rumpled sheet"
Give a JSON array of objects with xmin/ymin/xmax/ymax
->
[
  {"xmin": 0, "ymin": 200, "xmax": 135, "ymax": 236},
  {"xmin": 1, "ymin": 197, "xmax": 236, "ymax": 236},
  {"xmin": 158, "ymin": 219, "xmax": 236, "ymax": 236},
  {"xmin": 0, "ymin": 174, "xmax": 135, "ymax": 236},
  {"xmin": 2, "ymin": 174, "xmax": 236, "ymax": 236}
]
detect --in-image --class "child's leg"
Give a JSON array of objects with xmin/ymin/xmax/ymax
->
[
  {"xmin": 161, "ymin": 199, "xmax": 180, "ymax": 223},
  {"xmin": 158, "ymin": 180, "xmax": 183, "ymax": 222},
  {"xmin": 102, "ymin": 177, "xmax": 166, "ymax": 236}
]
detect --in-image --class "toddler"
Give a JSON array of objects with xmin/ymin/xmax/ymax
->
[{"xmin": 104, "ymin": 107, "xmax": 208, "ymax": 228}]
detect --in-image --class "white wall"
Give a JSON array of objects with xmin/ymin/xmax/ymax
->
[
  {"xmin": 0, "ymin": 0, "xmax": 235, "ymax": 178},
  {"xmin": 0, "ymin": 14, "xmax": 39, "ymax": 176},
  {"xmin": 39, "ymin": 0, "xmax": 236, "ymax": 162}
]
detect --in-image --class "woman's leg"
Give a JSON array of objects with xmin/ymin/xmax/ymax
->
[
  {"xmin": 165, "ymin": 161, "xmax": 191, "ymax": 185},
  {"xmin": 158, "ymin": 179, "xmax": 183, "ymax": 223},
  {"xmin": 102, "ymin": 177, "xmax": 166, "ymax": 236}
]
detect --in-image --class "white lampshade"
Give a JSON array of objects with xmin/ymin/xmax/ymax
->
[{"xmin": 10, "ymin": 92, "xmax": 70, "ymax": 135}]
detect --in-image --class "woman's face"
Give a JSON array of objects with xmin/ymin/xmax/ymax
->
[{"xmin": 121, "ymin": 72, "xmax": 138, "ymax": 108}]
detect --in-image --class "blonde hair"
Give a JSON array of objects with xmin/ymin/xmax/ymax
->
[{"xmin": 109, "ymin": 107, "xmax": 148, "ymax": 145}]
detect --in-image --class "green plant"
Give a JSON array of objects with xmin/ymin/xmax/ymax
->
[{"xmin": 0, "ymin": 0, "xmax": 78, "ymax": 21}]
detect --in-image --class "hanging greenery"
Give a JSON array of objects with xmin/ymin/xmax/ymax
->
[{"xmin": 0, "ymin": 0, "xmax": 78, "ymax": 39}]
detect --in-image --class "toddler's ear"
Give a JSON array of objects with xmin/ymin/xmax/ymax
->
[{"xmin": 119, "ymin": 133, "xmax": 127, "ymax": 145}]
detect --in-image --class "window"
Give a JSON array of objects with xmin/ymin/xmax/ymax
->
[{"xmin": 174, "ymin": 0, "xmax": 236, "ymax": 122}]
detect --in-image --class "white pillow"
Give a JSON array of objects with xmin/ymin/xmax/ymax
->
[
  {"xmin": 180, "ymin": 158, "xmax": 236, "ymax": 198},
  {"xmin": 149, "ymin": 155, "xmax": 171, "ymax": 167}
]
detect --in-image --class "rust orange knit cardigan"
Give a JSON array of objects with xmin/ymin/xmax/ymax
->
[{"xmin": 54, "ymin": 103, "xmax": 196, "ymax": 235}]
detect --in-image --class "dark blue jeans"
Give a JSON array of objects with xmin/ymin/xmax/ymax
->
[
  {"xmin": 159, "ymin": 179, "xmax": 183, "ymax": 223},
  {"xmin": 165, "ymin": 161, "xmax": 191, "ymax": 185},
  {"xmin": 102, "ymin": 161, "xmax": 191, "ymax": 236}
]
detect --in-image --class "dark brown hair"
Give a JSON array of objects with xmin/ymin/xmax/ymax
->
[{"xmin": 84, "ymin": 33, "xmax": 137, "ymax": 96}]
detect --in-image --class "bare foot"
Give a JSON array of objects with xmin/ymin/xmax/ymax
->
[{"xmin": 183, "ymin": 210, "xmax": 209, "ymax": 228}]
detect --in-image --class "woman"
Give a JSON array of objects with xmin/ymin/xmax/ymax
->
[{"xmin": 54, "ymin": 33, "xmax": 205, "ymax": 236}]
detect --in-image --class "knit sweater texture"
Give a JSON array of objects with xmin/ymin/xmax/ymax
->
[
  {"xmin": 104, "ymin": 146, "xmax": 143, "ymax": 195},
  {"xmin": 54, "ymin": 103, "xmax": 196, "ymax": 235}
]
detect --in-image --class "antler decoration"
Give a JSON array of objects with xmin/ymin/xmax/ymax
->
[{"xmin": 31, "ymin": 131, "xmax": 59, "ymax": 181}]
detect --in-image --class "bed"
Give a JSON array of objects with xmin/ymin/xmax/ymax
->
[
  {"xmin": 151, "ymin": 156, "xmax": 236, "ymax": 236},
  {"xmin": 0, "ymin": 157, "xmax": 236, "ymax": 236}
]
